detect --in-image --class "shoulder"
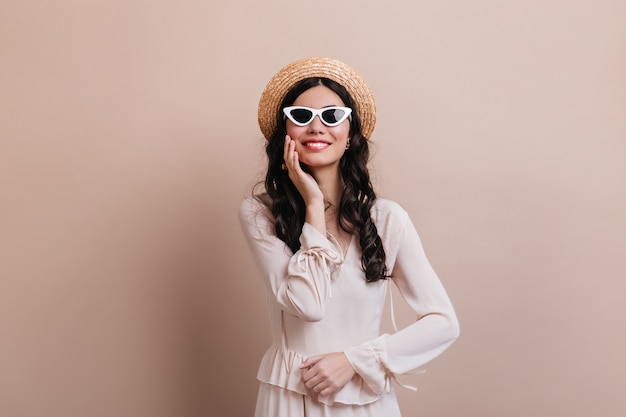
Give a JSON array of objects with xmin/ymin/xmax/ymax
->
[
  {"xmin": 370, "ymin": 198, "xmax": 413, "ymax": 264},
  {"xmin": 240, "ymin": 192, "xmax": 270, "ymax": 210},
  {"xmin": 239, "ymin": 193, "xmax": 273, "ymax": 224},
  {"xmin": 371, "ymin": 198, "xmax": 413, "ymax": 241},
  {"xmin": 371, "ymin": 198, "xmax": 410, "ymax": 223}
]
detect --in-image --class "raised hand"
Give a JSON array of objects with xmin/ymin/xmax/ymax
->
[
  {"xmin": 283, "ymin": 135, "xmax": 324, "ymax": 205},
  {"xmin": 283, "ymin": 135, "xmax": 326, "ymax": 233}
]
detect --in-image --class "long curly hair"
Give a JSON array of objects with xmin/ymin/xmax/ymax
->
[{"xmin": 262, "ymin": 77, "xmax": 389, "ymax": 282}]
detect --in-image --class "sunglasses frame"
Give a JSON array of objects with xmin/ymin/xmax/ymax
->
[{"xmin": 283, "ymin": 106, "xmax": 353, "ymax": 127}]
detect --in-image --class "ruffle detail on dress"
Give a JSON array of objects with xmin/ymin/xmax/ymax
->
[
  {"xmin": 256, "ymin": 345, "xmax": 384, "ymax": 406},
  {"xmin": 343, "ymin": 334, "xmax": 390, "ymax": 395}
]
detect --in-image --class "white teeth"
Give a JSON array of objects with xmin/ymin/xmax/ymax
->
[{"xmin": 305, "ymin": 142, "xmax": 328, "ymax": 149}]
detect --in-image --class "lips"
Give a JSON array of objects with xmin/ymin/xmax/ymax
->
[{"xmin": 302, "ymin": 140, "xmax": 330, "ymax": 151}]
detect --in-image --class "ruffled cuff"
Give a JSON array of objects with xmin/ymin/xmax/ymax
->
[
  {"xmin": 343, "ymin": 334, "xmax": 391, "ymax": 395},
  {"xmin": 280, "ymin": 223, "xmax": 344, "ymax": 321},
  {"xmin": 300, "ymin": 224, "xmax": 343, "ymax": 254},
  {"xmin": 297, "ymin": 223, "xmax": 344, "ymax": 277}
]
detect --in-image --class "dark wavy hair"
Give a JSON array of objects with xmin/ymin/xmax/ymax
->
[{"xmin": 262, "ymin": 77, "xmax": 389, "ymax": 282}]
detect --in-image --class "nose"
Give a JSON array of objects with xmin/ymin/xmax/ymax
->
[{"xmin": 307, "ymin": 114, "xmax": 325, "ymax": 133}]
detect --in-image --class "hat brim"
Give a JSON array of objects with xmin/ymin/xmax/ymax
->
[{"xmin": 258, "ymin": 57, "xmax": 376, "ymax": 141}]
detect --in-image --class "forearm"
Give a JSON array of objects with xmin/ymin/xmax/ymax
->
[
  {"xmin": 305, "ymin": 199, "xmax": 327, "ymax": 236},
  {"xmin": 240, "ymin": 198, "xmax": 343, "ymax": 321}
]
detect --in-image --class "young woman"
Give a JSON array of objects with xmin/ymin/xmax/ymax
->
[{"xmin": 239, "ymin": 57, "xmax": 459, "ymax": 417}]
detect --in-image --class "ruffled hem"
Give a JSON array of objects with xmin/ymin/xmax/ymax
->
[{"xmin": 256, "ymin": 345, "xmax": 383, "ymax": 406}]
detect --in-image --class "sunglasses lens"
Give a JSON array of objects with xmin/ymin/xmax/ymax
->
[
  {"xmin": 289, "ymin": 108, "xmax": 314, "ymax": 124},
  {"xmin": 321, "ymin": 108, "xmax": 347, "ymax": 125}
]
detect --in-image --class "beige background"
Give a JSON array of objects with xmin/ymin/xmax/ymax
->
[{"xmin": 1, "ymin": 1, "xmax": 625, "ymax": 416}]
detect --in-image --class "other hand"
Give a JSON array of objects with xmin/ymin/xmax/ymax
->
[{"xmin": 300, "ymin": 352, "xmax": 356, "ymax": 397}]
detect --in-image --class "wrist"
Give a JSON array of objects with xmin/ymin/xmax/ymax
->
[
  {"xmin": 305, "ymin": 198, "xmax": 325, "ymax": 210},
  {"xmin": 305, "ymin": 200, "xmax": 326, "ymax": 235}
]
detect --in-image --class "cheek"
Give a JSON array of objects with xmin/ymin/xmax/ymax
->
[
  {"xmin": 335, "ymin": 124, "xmax": 351, "ymax": 141},
  {"xmin": 285, "ymin": 124, "xmax": 306, "ymax": 138}
]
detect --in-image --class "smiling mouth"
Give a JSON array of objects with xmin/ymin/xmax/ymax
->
[{"xmin": 303, "ymin": 141, "xmax": 330, "ymax": 150}]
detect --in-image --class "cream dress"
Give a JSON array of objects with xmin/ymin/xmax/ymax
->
[{"xmin": 239, "ymin": 196, "xmax": 459, "ymax": 417}]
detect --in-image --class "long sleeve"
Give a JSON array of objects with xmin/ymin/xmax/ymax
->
[
  {"xmin": 239, "ymin": 196, "xmax": 344, "ymax": 321},
  {"xmin": 344, "ymin": 206, "xmax": 459, "ymax": 394}
]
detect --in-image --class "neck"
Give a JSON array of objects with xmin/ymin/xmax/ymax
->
[{"xmin": 309, "ymin": 165, "xmax": 343, "ymax": 207}]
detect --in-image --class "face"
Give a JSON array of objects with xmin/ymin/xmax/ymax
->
[{"xmin": 285, "ymin": 85, "xmax": 351, "ymax": 172}]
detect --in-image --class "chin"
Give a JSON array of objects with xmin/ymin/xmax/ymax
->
[{"xmin": 299, "ymin": 159, "xmax": 341, "ymax": 171}]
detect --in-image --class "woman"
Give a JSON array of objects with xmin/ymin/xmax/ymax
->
[{"xmin": 239, "ymin": 57, "xmax": 459, "ymax": 417}]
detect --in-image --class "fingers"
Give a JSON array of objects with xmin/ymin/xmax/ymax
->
[
  {"xmin": 300, "ymin": 355, "xmax": 323, "ymax": 392},
  {"xmin": 301, "ymin": 356, "xmax": 332, "ymax": 394},
  {"xmin": 282, "ymin": 134, "xmax": 290, "ymax": 167},
  {"xmin": 318, "ymin": 386, "xmax": 336, "ymax": 397},
  {"xmin": 300, "ymin": 353, "xmax": 356, "ymax": 396},
  {"xmin": 300, "ymin": 355, "xmax": 322, "ymax": 369},
  {"xmin": 302, "ymin": 370, "xmax": 341, "ymax": 395},
  {"xmin": 284, "ymin": 135, "xmax": 305, "ymax": 176},
  {"xmin": 283, "ymin": 135, "xmax": 296, "ymax": 172},
  {"xmin": 301, "ymin": 367, "xmax": 327, "ymax": 393}
]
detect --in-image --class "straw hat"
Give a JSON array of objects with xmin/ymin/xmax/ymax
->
[{"xmin": 257, "ymin": 57, "xmax": 376, "ymax": 141}]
